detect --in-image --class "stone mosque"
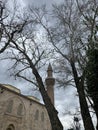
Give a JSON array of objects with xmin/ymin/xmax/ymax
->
[{"xmin": 0, "ymin": 64, "xmax": 55, "ymax": 130}]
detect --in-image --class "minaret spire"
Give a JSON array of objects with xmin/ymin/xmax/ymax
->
[
  {"xmin": 45, "ymin": 63, "xmax": 55, "ymax": 105},
  {"xmin": 47, "ymin": 63, "xmax": 53, "ymax": 77}
]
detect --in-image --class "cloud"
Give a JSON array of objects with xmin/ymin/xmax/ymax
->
[
  {"xmin": 0, "ymin": 1, "xmax": 80, "ymax": 129},
  {"xmin": 0, "ymin": 56, "xmax": 79, "ymax": 129},
  {"xmin": 0, "ymin": 55, "xmax": 36, "ymax": 95},
  {"xmin": 54, "ymin": 87, "xmax": 79, "ymax": 130},
  {"xmin": 22, "ymin": 0, "xmax": 64, "ymax": 8}
]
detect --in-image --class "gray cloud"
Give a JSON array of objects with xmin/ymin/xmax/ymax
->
[
  {"xmin": 0, "ymin": 55, "xmax": 37, "ymax": 95},
  {"xmin": 0, "ymin": 57, "xmax": 79, "ymax": 129},
  {"xmin": 0, "ymin": 1, "xmax": 79, "ymax": 129},
  {"xmin": 22, "ymin": 0, "xmax": 64, "ymax": 8},
  {"xmin": 0, "ymin": 52, "xmax": 79, "ymax": 130}
]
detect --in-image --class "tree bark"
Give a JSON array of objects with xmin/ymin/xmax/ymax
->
[
  {"xmin": 13, "ymin": 44, "xmax": 63, "ymax": 130},
  {"xmin": 70, "ymin": 60, "xmax": 95, "ymax": 130},
  {"xmin": 93, "ymin": 99, "xmax": 98, "ymax": 130},
  {"xmin": 32, "ymin": 66, "xmax": 63, "ymax": 130},
  {"xmin": 78, "ymin": 84, "xmax": 95, "ymax": 130}
]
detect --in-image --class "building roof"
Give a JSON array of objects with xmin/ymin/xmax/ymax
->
[
  {"xmin": 2, "ymin": 84, "xmax": 21, "ymax": 93},
  {"xmin": 0, "ymin": 84, "xmax": 44, "ymax": 107}
]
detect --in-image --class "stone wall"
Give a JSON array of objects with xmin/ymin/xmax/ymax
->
[{"xmin": 0, "ymin": 85, "xmax": 51, "ymax": 130}]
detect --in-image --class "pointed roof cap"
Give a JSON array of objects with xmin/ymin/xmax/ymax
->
[{"xmin": 47, "ymin": 63, "xmax": 53, "ymax": 71}]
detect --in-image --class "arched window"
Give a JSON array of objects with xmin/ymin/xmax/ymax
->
[
  {"xmin": 17, "ymin": 103, "xmax": 23, "ymax": 116},
  {"xmin": 35, "ymin": 109, "xmax": 39, "ymax": 120},
  {"xmin": 6, "ymin": 124, "xmax": 15, "ymax": 130},
  {"xmin": 6, "ymin": 100, "xmax": 13, "ymax": 113},
  {"xmin": 41, "ymin": 112, "xmax": 44, "ymax": 121}
]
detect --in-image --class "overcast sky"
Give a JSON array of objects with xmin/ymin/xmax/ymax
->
[
  {"xmin": 0, "ymin": 0, "xmax": 81, "ymax": 130},
  {"xmin": 0, "ymin": 55, "xmax": 80, "ymax": 130},
  {"xmin": 22, "ymin": 0, "xmax": 64, "ymax": 7}
]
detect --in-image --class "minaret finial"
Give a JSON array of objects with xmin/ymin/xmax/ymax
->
[
  {"xmin": 47, "ymin": 63, "xmax": 53, "ymax": 77},
  {"xmin": 45, "ymin": 63, "xmax": 55, "ymax": 105}
]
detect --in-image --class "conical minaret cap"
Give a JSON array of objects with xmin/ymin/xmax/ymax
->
[
  {"xmin": 45, "ymin": 63, "xmax": 55, "ymax": 105},
  {"xmin": 47, "ymin": 63, "xmax": 53, "ymax": 71},
  {"xmin": 47, "ymin": 63, "xmax": 53, "ymax": 77}
]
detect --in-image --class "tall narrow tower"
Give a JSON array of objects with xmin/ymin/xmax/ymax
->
[{"xmin": 45, "ymin": 63, "xmax": 55, "ymax": 105}]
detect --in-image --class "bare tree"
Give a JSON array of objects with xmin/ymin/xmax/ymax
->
[
  {"xmin": 64, "ymin": 107, "xmax": 81, "ymax": 130},
  {"xmin": 35, "ymin": 0, "xmax": 95, "ymax": 130},
  {"xmin": 0, "ymin": 1, "xmax": 63, "ymax": 130},
  {"xmin": 76, "ymin": 0, "xmax": 98, "ymax": 129},
  {"xmin": 0, "ymin": 0, "xmax": 27, "ymax": 53},
  {"xmin": 1, "ymin": 6, "xmax": 63, "ymax": 130}
]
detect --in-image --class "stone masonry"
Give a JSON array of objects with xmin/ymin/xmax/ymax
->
[{"xmin": 0, "ymin": 64, "xmax": 55, "ymax": 130}]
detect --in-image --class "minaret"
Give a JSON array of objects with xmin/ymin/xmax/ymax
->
[{"xmin": 45, "ymin": 63, "xmax": 55, "ymax": 105}]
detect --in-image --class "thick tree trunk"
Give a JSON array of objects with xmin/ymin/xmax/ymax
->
[
  {"xmin": 70, "ymin": 60, "xmax": 95, "ymax": 130},
  {"xmin": 94, "ymin": 105, "xmax": 98, "ymax": 130},
  {"xmin": 32, "ymin": 66, "xmax": 63, "ymax": 130},
  {"xmin": 39, "ymin": 84, "xmax": 63, "ymax": 130},
  {"xmin": 78, "ymin": 84, "xmax": 95, "ymax": 130},
  {"xmin": 20, "ymin": 49, "xmax": 63, "ymax": 130},
  {"xmin": 93, "ymin": 99, "xmax": 98, "ymax": 130}
]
